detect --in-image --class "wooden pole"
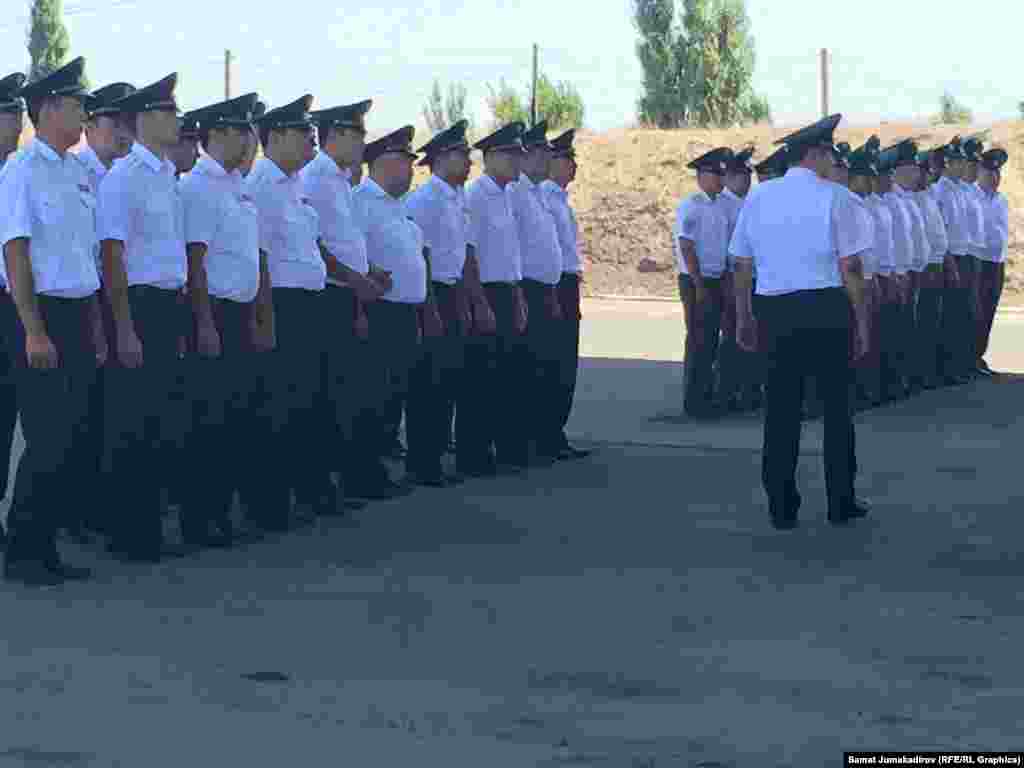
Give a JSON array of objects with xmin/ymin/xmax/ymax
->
[
  {"xmin": 225, "ymin": 49, "xmax": 232, "ymax": 101},
  {"xmin": 820, "ymin": 48, "xmax": 829, "ymax": 117},
  {"xmin": 531, "ymin": 43, "xmax": 538, "ymax": 126}
]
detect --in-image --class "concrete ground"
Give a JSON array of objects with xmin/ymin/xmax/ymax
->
[{"xmin": 2, "ymin": 298, "xmax": 1024, "ymax": 767}]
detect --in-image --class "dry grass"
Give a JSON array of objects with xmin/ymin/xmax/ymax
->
[{"xmin": 25, "ymin": 120, "xmax": 1024, "ymax": 300}]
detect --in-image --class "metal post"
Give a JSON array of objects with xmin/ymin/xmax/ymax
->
[
  {"xmin": 225, "ymin": 49, "xmax": 232, "ymax": 101},
  {"xmin": 531, "ymin": 43, "xmax": 538, "ymax": 126},
  {"xmin": 820, "ymin": 48, "xmax": 829, "ymax": 117}
]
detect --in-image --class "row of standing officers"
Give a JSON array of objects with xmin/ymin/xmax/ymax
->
[
  {"xmin": 0, "ymin": 57, "xmax": 592, "ymax": 587},
  {"xmin": 675, "ymin": 125, "xmax": 1009, "ymax": 421},
  {"xmin": 674, "ymin": 114, "xmax": 1009, "ymax": 529}
]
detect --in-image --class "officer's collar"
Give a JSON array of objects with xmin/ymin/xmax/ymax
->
[
  {"xmin": 132, "ymin": 141, "xmax": 169, "ymax": 173},
  {"xmin": 31, "ymin": 137, "xmax": 64, "ymax": 164},
  {"xmin": 429, "ymin": 173, "xmax": 458, "ymax": 199},
  {"xmin": 196, "ymin": 153, "xmax": 230, "ymax": 178}
]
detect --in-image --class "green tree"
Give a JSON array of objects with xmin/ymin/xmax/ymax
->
[
  {"xmin": 485, "ymin": 74, "xmax": 584, "ymax": 131},
  {"xmin": 27, "ymin": 0, "xmax": 74, "ymax": 84},
  {"xmin": 932, "ymin": 91, "xmax": 972, "ymax": 125},
  {"xmin": 422, "ymin": 79, "xmax": 472, "ymax": 135},
  {"xmin": 633, "ymin": 0, "xmax": 770, "ymax": 128}
]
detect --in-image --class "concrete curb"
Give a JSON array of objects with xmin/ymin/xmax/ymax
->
[{"xmin": 588, "ymin": 293, "xmax": 1024, "ymax": 314}]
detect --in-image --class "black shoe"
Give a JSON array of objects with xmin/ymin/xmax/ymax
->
[
  {"xmin": 45, "ymin": 559, "xmax": 92, "ymax": 581},
  {"xmin": 0, "ymin": 522, "xmax": 7, "ymax": 553},
  {"xmin": 828, "ymin": 497, "xmax": 871, "ymax": 526},
  {"xmin": 557, "ymin": 445, "xmax": 593, "ymax": 461},
  {"xmin": 348, "ymin": 479, "xmax": 413, "ymax": 500},
  {"xmin": 458, "ymin": 464, "xmax": 498, "ymax": 479},
  {"xmin": 770, "ymin": 514, "xmax": 799, "ymax": 530},
  {"xmin": 4, "ymin": 559, "xmax": 65, "ymax": 587},
  {"xmin": 407, "ymin": 470, "xmax": 447, "ymax": 488},
  {"xmin": 495, "ymin": 463, "xmax": 527, "ymax": 476},
  {"xmin": 443, "ymin": 472, "xmax": 466, "ymax": 486},
  {"xmin": 769, "ymin": 492, "xmax": 801, "ymax": 530}
]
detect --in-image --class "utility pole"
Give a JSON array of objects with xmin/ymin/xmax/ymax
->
[
  {"xmin": 530, "ymin": 43, "xmax": 538, "ymax": 127},
  {"xmin": 820, "ymin": 48, "xmax": 829, "ymax": 117},
  {"xmin": 224, "ymin": 49, "xmax": 232, "ymax": 101}
]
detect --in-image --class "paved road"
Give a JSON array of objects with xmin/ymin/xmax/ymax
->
[{"xmin": 1, "ymin": 298, "xmax": 1022, "ymax": 766}]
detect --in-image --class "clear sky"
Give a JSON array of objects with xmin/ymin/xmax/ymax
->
[{"xmin": 0, "ymin": 0, "xmax": 1020, "ymax": 136}]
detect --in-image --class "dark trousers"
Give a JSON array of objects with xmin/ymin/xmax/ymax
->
[
  {"xmin": 322, "ymin": 284, "xmax": 375, "ymax": 484},
  {"xmin": 363, "ymin": 300, "xmax": 420, "ymax": 472},
  {"xmin": 457, "ymin": 283, "xmax": 528, "ymax": 468},
  {"xmin": 677, "ymin": 273, "xmax": 723, "ymax": 415},
  {"xmin": 855, "ymin": 280, "xmax": 882, "ymax": 401},
  {"xmin": 105, "ymin": 286, "xmax": 184, "ymax": 554},
  {"xmin": 0, "ymin": 294, "xmax": 18, "ymax": 502},
  {"xmin": 876, "ymin": 277, "xmax": 905, "ymax": 399},
  {"xmin": 521, "ymin": 278, "xmax": 563, "ymax": 455},
  {"xmin": 181, "ymin": 298, "xmax": 256, "ymax": 542},
  {"xmin": 939, "ymin": 255, "xmax": 977, "ymax": 377},
  {"xmin": 976, "ymin": 261, "xmax": 1005, "ymax": 360},
  {"xmin": 554, "ymin": 273, "xmax": 582, "ymax": 445},
  {"xmin": 903, "ymin": 272, "xmax": 921, "ymax": 384},
  {"xmin": 916, "ymin": 267, "xmax": 944, "ymax": 383},
  {"xmin": 3, "ymin": 294, "xmax": 96, "ymax": 563},
  {"xmin": 755, "ymin": 288, "xmax": 856, "ymax": 515},
  {"xmin": 250, "ymin": 288, "xmax": 327, "ymax": 522},
  {"xmin": 407, "ymin": 282, "xmax": 463, "ymax": 475},
  {"xmin": 719, "ymin": 274, "xmax": 763, "ymax": 406}
]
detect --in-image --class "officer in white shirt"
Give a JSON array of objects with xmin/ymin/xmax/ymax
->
[
  {"xmin": 876, "ymin": 149, "xmax": 913, "ymax": 401},
  {"xmin": 302, "ymin": 100, "xmax": 391, "ymax": 504},
  {"xmin": 716, "ymin": 147, "xmax": 759, "ymax": 413},
  {"xmin": 71, "ymin": 81, "xmax": 136, "ymax": 540},
  {"xmin": 246, "ymin": 95, "xmax": 329, "ymax": 530},
  {"xmin": 352, "ymin": 126, "xmax": 438, "ymax": 495},
  {"xmin": 97, "ymin": 73, "xmax": 189, "ymax": 562},
  {"xmin": 674, "ymin": 146, "xmax": 731, "ymax": 419},
  {"xmin": 1, "ymin": 57, "xmax": 103, "ymax": 585},
  {"xmin": 847, "ymin": 143, "xmax": 886, "ymax": 407},
  {"xmin": 507, "ymin": 120, "xmax": 567, "ymax": 461},
  {"xmin": 541, "ymin": 128, "xmax": 592, "ymax": 459},
  {"xmin": 463, "ymin": 122, "xmax": 530, "ymax": 474},
  {"xmin": 960, "ymin": 136, "xmax": 990, "ymax": 376},
  {"xmin": 975, "ymin": 148, "xmax": 1009, "ymax": 372},
  {"xmin": 0, "ymin": 72, "xmax": 26, "ymax": 531},
  {"xmin": 913, "ymin": 150, "xmax": 950, "ymax": 389},
  {"xmin": 932, "ymin": 142, "xmax": 972, "ymax": 384},
  {"xmin": 177, "ymin": 93, "xmax": 265, "ymax": 550},
  {"xmin": 729, "ymin": 114, "xmax": 872, "ymax": 530},
  {"xmin": 405, "ymin": 119, "xmax": 487, "ymax": 483}
]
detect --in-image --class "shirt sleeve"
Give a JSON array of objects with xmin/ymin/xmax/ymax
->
[
  {"xmin": 926, "ymin": 200, "xmax": 949, "ymax": 256},
  {"xmin": 181, "ymin": 177, "xmax": 217, "ymax": 247},
  {"xmin": 832, "ymin": 189, "xmax": 872, "ymax": 260},
  {"xmin": 0, "ymin": 159, "xmax": 33, "ymax": 247},
  {"xmin": 96, "ymin": 168, "xmax": 132, "ymax": 243},
  {"xmin": 403, "ymin": 188, "xmax": 434, "ymax": 250},
  {"xmin": 991, "ymin": 197, "xmax": 1010, "ymax": 254},
  {"xmin": 464, "ymin": 184, "xmax": 482, "ymax": 248},
  {"xmin": 675, "ymin": 198, "xmax": 699, "ymax": 243},
  {"xmin": 728, "ymin": 201, "xmax": 754, "ymax": 263},
  {"xmin": 246, "ymin": 177, "xmax": 274, "ymax": 255}
]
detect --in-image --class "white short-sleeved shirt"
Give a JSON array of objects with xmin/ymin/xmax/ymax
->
[
  {"xmin": 977, "ymin": 186, "xmax": 1009, "ymax": 264},
  {"xmin": 0, "ymin": 153, "xmax": 19, "ymax": 290},
  {"xmin": 674, "ymin": 190, "xmax": 729, "ymax": 278},
  {"xmin": 352, "ymin": 177, "xmax": 427, "ymax": 304},
  {"xmin": 404, "ymin": 174, "xmax": 468, "ymax": 285},
  {"xmin": 299, "ymin": 150, "xmax": 368, "ymax": 286},
  {"xmin": 507, "ymin": 173, "xmax": 563, "ymax": 285},
  {"xmin": 728, "ymin": 167, "xmax": 871, "ymax": 296},
  {"xmin": 883, "ymin": 192, "xmax": 914, "ymax": 275},
  {"xmin": 96, "ymin": 142, "xmax": 185, "ymax": 290},
  {"xmin": 179, "ymin": 155, "xmax": 260, "ymax": 303},
  {"xmin": 893, "ymin": 186, "xmax": 929, "ymax": 272},
  {"xmin": 0, "ymin": 139, "xmax": 100, "ymax": 298},
  {"xmin": 540, "ymin": 179, "xmax": 582, "ymax": 274},
  {"xmin": 245, "ymin": 157, "xmax": 326, "ymax": 291},
  {"xmin": 915, "ymin": 189, "xmax": 948, "ymax": 266},
  {"xmin": 865, "ymin": 194, "xmax": 895, "ymax": 277},
  {"xmin": 465, "ymin": 174, "xmax": 523, "ymax": 283},
  {"xmin": 933, "ymin": 176, "xmax": 969, "ymax": 255},
  {"xmin": 838, "ymin": 187, "xmax": 876, "ymax": 280},
  {"xmin": 959, "ymin": 181, "xmax": 987, "ymax": 258}
]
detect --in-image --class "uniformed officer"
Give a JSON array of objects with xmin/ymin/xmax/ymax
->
[
  {"xmin": 730, "ymin": 114, "xmax": 871, "ymax": 529},
  {"xmin": 932, "ymin": 141, "xmax": 971, "ymax": 385},
  {"xmin": 673, "ymin": 146, "xmax": 731, "ymax": 419},
  {"xmin": 352, "ymin": 126, "xmax": 440, "ymax": 493},
  {"xmin": 167, "ymin": 113, "xmax": 200, "ymax": 176},
  {"xmin": 463, "ymin": 122, "xmax": 529, "ymax": 475},
  {"xmin": 753, "ymin": 146, "xmax": 788, "ymax": 182},
  {"xmin": 716, "ymin": 146, "xmax": 758, "ymax": 413},
  {"xmin": 1, "ymin": 57, "xmax": 104, "ymax": 584},
  {"xmin": 508, "ymin": 120, "xmax": 567, "ymax": 460},
  {"xmin": 246, "ymin": 95, "xmax": 329, "ymax": 529},
  {"xmin": 960, "ymin": 136, "xmax": 989, "ymax": 376},
  {"xmin": 876, "ymin": 146, "xmax": 913, "ymax": 401},
  {"xmin": 0, "ymin": 72, "xmax": 27, "ymax": 532},
  {"xmin": 65, "ymin": 81, "xmax": 135, "ymax": 540},
  {"xmin": 97, "ymin": 73, "xmax": 189, "ymax": 562},
  {"xmin": 886, "ymin": 139, "xmax": 931, "ymax": 395},
  {"xmin": 176, "ymin": 92, "xmax": 266, "ymax": 549},
  {"xmin": 913, "ymin": 149, "xmax": 950, "ymax": 389},
  {"xmin": 300, "ymin": 99, "xmax": 393, "ymax": 502},
  {"xmin": 975, "ymin": 148, "xmax": 1009, "ymax": 372},
  {"xmin": 540, "ymin": 128, "xmax": 592, "ymax": 458},
  {"xmin": 404, "ymin": 119, "xmax": 485, "ymax": 483}
]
